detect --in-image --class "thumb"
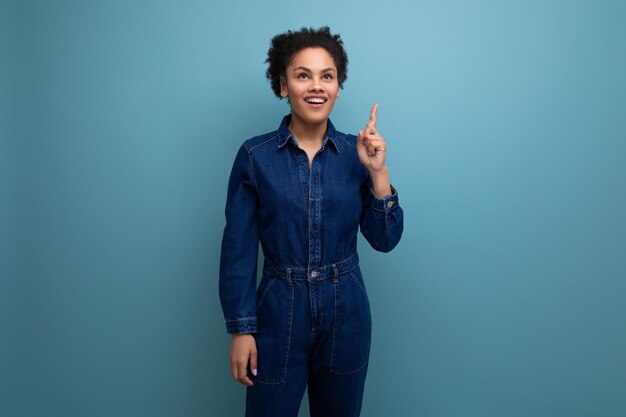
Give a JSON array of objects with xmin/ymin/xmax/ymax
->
[{"xmin": 357, "ymin": 130, "xmax": 364, "ymax": 147}]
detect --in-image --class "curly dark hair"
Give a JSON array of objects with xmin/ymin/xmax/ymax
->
[{"xmin": 265, "ymin": 26, "xmax": 349, "ymax": 99}]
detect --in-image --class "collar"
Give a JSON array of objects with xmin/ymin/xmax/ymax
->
[{"xmin": 277, "ymin": 113, "xmax": 340, "ymax": 154}]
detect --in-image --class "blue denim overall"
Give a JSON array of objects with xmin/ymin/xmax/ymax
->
[{"xmin": 219, "ymin": 114, "xmax": 404, "ymax": 417}]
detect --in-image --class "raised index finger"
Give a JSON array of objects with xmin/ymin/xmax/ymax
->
[{"xmin": 368, "ymin": 103, "xmax": 379, "ymax": 129}]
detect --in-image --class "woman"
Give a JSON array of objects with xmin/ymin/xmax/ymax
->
[{"xmin": 219, "ymin": 26, "xmax": 404, "ymax": 417}]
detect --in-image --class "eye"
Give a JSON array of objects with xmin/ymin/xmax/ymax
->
[
  {"xmin": 297, "ymin": 73, "xmax": 309, "ymax": 79},
  {"xmin": 323, "ymin": 73, "xmax": 334, "ymax": 80}
]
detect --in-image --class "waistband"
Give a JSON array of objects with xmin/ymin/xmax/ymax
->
[{"xmin": 262, "ymin": 252, "xmax": 359, "ymax": 283}]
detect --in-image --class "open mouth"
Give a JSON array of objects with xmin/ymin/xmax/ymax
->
[{"xmin": 304, "ymin": 97, "xmax": 327, "ymax": 107}]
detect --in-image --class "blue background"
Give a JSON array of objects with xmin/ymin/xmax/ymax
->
[{"xmin": 2, "ymin": 0, "xmax": 625, "ymax": 416}]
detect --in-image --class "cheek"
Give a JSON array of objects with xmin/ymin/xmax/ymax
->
[{"xmin": 287, "ymin": 85, "xmax": 302, "ymax": 98}]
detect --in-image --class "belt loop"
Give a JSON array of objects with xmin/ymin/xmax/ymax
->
[
  {"xmin": 332, "ymin": 264, "xmax": 339, "ymax": 283},
  {"xmin": 286, "ymin": 267, "xmax": 293, "ymax": 286}
]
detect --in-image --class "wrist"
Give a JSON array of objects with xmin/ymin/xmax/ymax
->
[
  {"xmin": 368, "ymin": 164, "xmax": 388, "ymax": 177},
  {"xmin": 233, "ymin": 333, "xmax": 253, "ymax": 337},
  {"xmin": 369, "ymin": 166, "xmax": 392, "ymax": 198}
]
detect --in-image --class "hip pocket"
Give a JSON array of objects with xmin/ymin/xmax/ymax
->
[
  {"xmin": 250, "ymin": 275, "xmax": 294, "ymax": 384},
  {"xmin": 329, "ymin": 268, "xmax": 372, "ymax": 374}
]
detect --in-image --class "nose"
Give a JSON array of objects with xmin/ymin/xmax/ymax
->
[{"xmin": 309, "ymin": 76, "xmax": 324, "ymax": 92}]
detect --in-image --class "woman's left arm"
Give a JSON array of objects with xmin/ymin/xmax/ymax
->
[{"xmin": 357, "ymin": 104, "xmax": 404, "ymax": 252}]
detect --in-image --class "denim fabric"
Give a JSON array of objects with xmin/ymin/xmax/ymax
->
[
  {"xmin": 245, "ymin": 254, "xmax": 372, "ymax": 417},
  {"xmin": 218, "ymin": 113, "xmax": 404, "ymax": 415},
  {"xmin": 219, "ymin": 113, "xmax": 404, "ymax": 334}
]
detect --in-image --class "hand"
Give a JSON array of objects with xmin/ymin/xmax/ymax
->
[
  {"xmin": 357, "ymin": 103, "xmax": 387, "ymax": 172},
  {"xmin": 229, "ymin": 333, "xmax": 257, "ymax": 386}
]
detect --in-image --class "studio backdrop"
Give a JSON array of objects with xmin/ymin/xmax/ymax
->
[{"xmin": 2, "ymin": 0, "xmax": 625, "ymax": 416}]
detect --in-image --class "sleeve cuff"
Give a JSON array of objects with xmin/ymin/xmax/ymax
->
[
  {"xmin": 225, "ymin": 316, "xmax": 258, "ymax": 334},
  {"xmin": 368, "ymin": 184, "xmax": 399, "ymax": 213}
]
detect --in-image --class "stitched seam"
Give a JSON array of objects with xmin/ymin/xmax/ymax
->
[
  {"xmin": 256, "ymin": 278, "xmax": 277, "ymax": 309},
  {"xmin": 319, "ymin": 282, "xmax": 324, "ymax": 335},
  {"xmin": 306, "ymin": 152, "xmax": 312, "ymax": 269},
  {"xmin": 349, "ymin": 271, "xmax": 368, "ymax": 298},
  {"xmin": 327, "ymin": 135, "xmax": 341, "ymax": 153},
  {"xmin": 283, "ymin": 282, "xmax": 295, "ymax": 383},
  {"xmin": 385, "ymin": 204, "xmax": 399, "ymax": 213},
  {"xmin": 334, "ymin": 359, "xmax": 368, "ymax": 375},
  {"xmin": 330, "ymin": 279, "xmax": 338, "ymax": 372},
  {"xmin": 315, "ymin": 161, "xmax": 321, "ymax": 266},
  {"xmin": 250, "ymin": 281, "xmax": 294, "ymax": 385},
  {"xmin": 225, "ymin": 316, "xmax": 257, "ymax": 322},
  {"xmin": 293, "ymin": 148, "xmax": 308, "ymax": 209},
  {"xmin": 340, "ymin": 134, "xmax": 356, "ymax": 147},
  {"xmin": 247, "ymin": 134, "xmax": 278, "ymax": 153},
  {"xmin": 369, "ymin": 203, "xmax": 386, "ymax": 213},
  {"xmin": 329, "ymin": 275, "xmax": 370, "ymax": 374},
  {"xmin": 244, "ymin": 144, "xmax": 260, "ymax": 192}
]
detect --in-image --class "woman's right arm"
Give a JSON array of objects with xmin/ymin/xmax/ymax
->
[{"xmin": 219, "ymin": 142, "xmax": 260, "ymax": 385}]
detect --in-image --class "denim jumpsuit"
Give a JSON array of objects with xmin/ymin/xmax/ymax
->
[{"xmin": 219, "ymin": 113, "xmax": 404, "ymax": 417}]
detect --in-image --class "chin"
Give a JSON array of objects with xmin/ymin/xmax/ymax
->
[
  {"xmin": 309, "ymin": 113, "xmax": 330, "ymax": 123},
  {"xmin": 305, "ymin": 108, "xmax": 335, "ymax": 122},
  {"xmin": 294, "ymin": 111, "xmax": 328, "ymax": 125}
]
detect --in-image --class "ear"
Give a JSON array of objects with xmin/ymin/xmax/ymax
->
[{"xmin": 280, "ymin": 76, "xmax": 288, "ymax": 98}]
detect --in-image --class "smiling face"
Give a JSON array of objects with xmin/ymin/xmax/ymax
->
[{"xmin": 280, "ymin": 47, "xmax": 340, "ymax": 127}]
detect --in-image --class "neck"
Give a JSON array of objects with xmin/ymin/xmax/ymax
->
[{"xmin": 288, "ymin": 113, "xmax": 327, "ymax": 145}]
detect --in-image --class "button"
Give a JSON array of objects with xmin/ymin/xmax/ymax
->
[
  {"xmin": 387, "ymin": 200, "xmax": 395, "ymax": 208},
  {"xmin": 310, "ymin": 271, "xmax": 319, "ymax": 278}
]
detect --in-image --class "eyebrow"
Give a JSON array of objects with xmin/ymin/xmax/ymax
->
[{"xmin": 292, "ymin": 66, "xmax": 336, "ymax": 73}]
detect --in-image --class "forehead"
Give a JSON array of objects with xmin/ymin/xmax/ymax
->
[{"xmin": 288, "ymin": 47, "xmax": 336, "ymax": 70}]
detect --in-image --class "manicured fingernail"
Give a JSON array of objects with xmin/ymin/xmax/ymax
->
[{"xmin": 252, "ymin": 368, "xmax": 257, "ymax": 376}]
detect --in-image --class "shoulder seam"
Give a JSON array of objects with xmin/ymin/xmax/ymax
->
[
  {"xmin": 248, "ymin": 134, "xmax": 278, "ymax": 153},
  {"xmin": 340, "ymin": 134, "xmax": 356, "ymax": 147},
  {"xmin": 244, "ymin": 134, "xmax": 278, "ymax": 192}
]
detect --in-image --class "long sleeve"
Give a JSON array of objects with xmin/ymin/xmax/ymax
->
[
  {"xmin": 359, "ymin": 172, "xmax": 404, "ymax": 253},
  {"xmin": 219, "ymin": 143, "xmax": 260, "ymax": 334}
]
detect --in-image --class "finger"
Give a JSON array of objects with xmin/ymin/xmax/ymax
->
[
  {"xmin": 366, "ymin": 138, "xmax": 386, "ymax": 155},
  {"xmin": 366, "ymin": 137, "xmax": 384, "ymax": 148},
  {"xmin": 238, "ymin": 359, "xmax": 253, "ymax": 386},
  {"xmin": 357, "ymin": 130, "xmax": 365, "ymax": 147},
  {"xmin": 250, "ymin": 348, "xmax": 258, "ymax": 377},
  {"xmin": 365, "ymin": 134, "xmax": 385, "ymax": 143},
  {"xmin": 368, "ymin": 103, "xmax": 379, "ymax": 129},
  {"xmin": 363, "ymin": 133, "xmax": 382, "ymax": 146},
  {"xmin": 230, "ymin": 357, "xmax": 238, "ymax": 382},
  {"xmin": 367, "ymin": 143, "xmax": 377, "ymax": 156}
]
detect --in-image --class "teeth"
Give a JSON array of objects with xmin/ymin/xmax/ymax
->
[{"xmin": 306, "ymin": 98, "xmax": 325, "ymax": 104}]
